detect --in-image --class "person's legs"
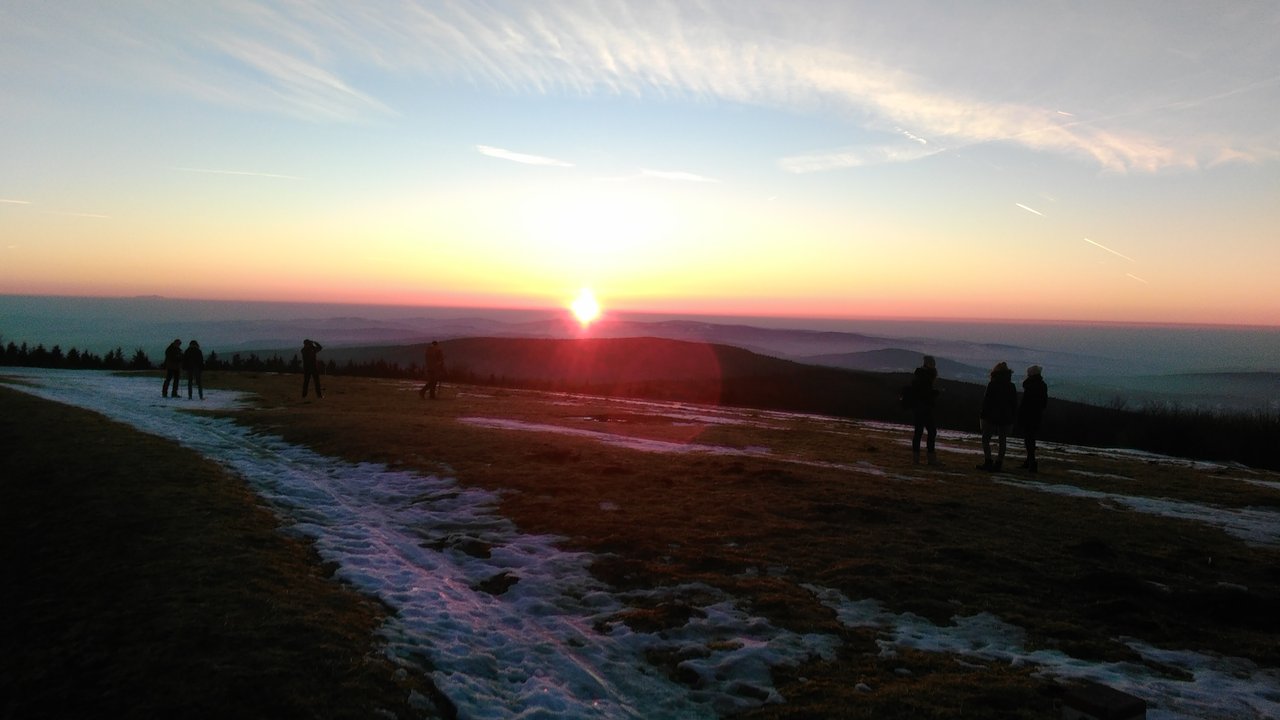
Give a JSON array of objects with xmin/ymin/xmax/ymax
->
[
  {"xmin": 925, "ymin": 417, "xmax": 938, "ymax": 464},
  {"xmin": 194, "ymin": 369, "xmax": 203, "ymax": 400},
  {"xmin": 979, "ymin": 420, "xmax": 994, "ymax": 469},
  {"xmin": 1025, "ymin": 427, "xmax": 1038, "ymax": 472},
  {"xmin": 995, "ymin": 425, "xmax": 1009, "ymax": 470}
]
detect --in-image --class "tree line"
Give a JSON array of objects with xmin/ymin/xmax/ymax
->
[{"xmin": 0, "ymin": 338, "xmax": 441, "ymax": 378}]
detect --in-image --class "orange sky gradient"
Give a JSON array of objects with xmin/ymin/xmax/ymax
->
[{"xmin": 3, "ymin": 3, "xmax": 1279, "ymax": 327}]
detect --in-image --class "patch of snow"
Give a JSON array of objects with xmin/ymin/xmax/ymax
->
[
  {"xmin": 1068, "ymin": 469, "xmax": 1136, "ymax": 481},
  {"xmin": 459, "ymin": 416, "xmax": 774, "ymax": 458},
  {"xmin": 807, "ymin": 585, "xmax": 1280, "ymax": 720},
  {"xmin": 994, "ymin": 478, "xmax": 1280, "ymax": 547},
  {"xmin": 0, "ymin": 369, "xmax": 829, "ymax": 719}
]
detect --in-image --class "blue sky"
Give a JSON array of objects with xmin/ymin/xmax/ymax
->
[{"xmin": 3, "ymin": 1, "xmax": 1278, "ymax": 324}]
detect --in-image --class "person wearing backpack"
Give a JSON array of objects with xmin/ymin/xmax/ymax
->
[
  {"xmin": 161, "ymin": 338, "xmax": 183, "ymax": 398},
  {"xmin": 1018, "ymin": 365, "xmax": 1049, "ymax": 472},
  {"xmin": 908, "ymin": 355, "xmax": 940, "ymax": 465},
  {"xmin": 183, "ymin": 339, "xmax": 205, "ymax": 400},
  {"xmin": 978, "ymin": 361, "xmax": 1018, "ymax": 471}
]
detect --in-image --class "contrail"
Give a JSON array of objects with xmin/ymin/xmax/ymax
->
[
  {"xmin": 1015, "ymin": 203, "xmax": 1044, "ymax": 216},
  {"xmin": 40, "ymin": 210, "xmax": 111, "ymax": 219},
  {"xmin": 1, "ymin": 198, "xmax": 32, "ymax": 204},
  {"xmin": 175, "ymin": 167, "xmax": 301, "ymax": 180},
  {"xmin": 475, "ymin": 145, "xmax": 574, "ymax": 168},
  {"xmin": 1084, "ymin": 237, "xmax": 1135, "ymax": 262},
  {"xmin": 1126, "ymin": 273, "xmax": 1149, "ymax": 284}
]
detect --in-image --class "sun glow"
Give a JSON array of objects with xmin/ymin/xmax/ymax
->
[{"xmin": 570, "ymin": 287, "xmax": 601, "ymax": 326}]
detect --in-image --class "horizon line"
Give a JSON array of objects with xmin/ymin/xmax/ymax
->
[{"xmin": 1, "ymin": 291, "xmax": 1277, "ymax": 331}]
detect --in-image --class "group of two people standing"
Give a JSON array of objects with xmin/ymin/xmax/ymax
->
[
  {"xmin": 908, "ymin": 355, "xmax": 1048, "ymax": 472},
  {"xmin": 161, "ymin": 338, "xmax": 205, "ymax": 399}
]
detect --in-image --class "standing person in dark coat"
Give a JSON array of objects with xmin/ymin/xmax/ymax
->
[
  {"xmin": 419, "ymin": 341, "xmax": 446, "ymax": 400},
  {"xmin": 301, "ymin": 339, "xmax": 323, "ymax": 399},
  {"xmin": 909, "ymin": 355, "xmax": 940, "ymax": 465},
  {"xmin": 978, "ymin": 361, "xmax": 1018, "ymax": 471},
  {"xmin": 161, "ymin": 338, "xmax": 183, "ymax": 398},
  {"xmin": 183, "ymin": 340, "xmax": 205, "ymax": 400},
  {"xmin": 1018, "ymin": 365, "xmax": 1048, "ymax": 473}
]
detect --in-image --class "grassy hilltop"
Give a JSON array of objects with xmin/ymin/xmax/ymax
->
[
  {"xmin": 316, "ymin": 336, "xmax": 1279, "ymax": 470},
  {"xmin": 3, "ymin": 360, "xmax": 1279, "ymax": 718}
]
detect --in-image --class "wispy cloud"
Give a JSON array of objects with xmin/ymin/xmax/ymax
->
[
  {"xmin": 175, "ymin": 167, "xmax": 301, "ymax": 180},
  {"xmin": 476, "ymin": 145, "xmax": 574, "ymax": 167},
  {"xmin": 14, "ymin": 2, "xmax": 1277, "ymax": 171},
  {"xmin": 638, "ymin": 168, "xmax": 719, "ymax": 183},
  {"xmin": 1, "ymin": 198, "xmax": 32, "ymax": 205},
  {"xmin": 1084, "ymin": 237, "xmax": 1135, "ymax": 263},
  {"xmin": 40, "ymin": 211, "xmax": 111, "ymax": 219},
  {"xmin": 779, "ymin": 142, "xmax": 942, "ymax": 173},
  {"xmin": 207, "ymin": 34, "xmax": 396, "ymax": 122}
]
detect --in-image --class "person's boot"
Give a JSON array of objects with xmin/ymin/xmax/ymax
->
[
  {"xmin": 912, "ymin": 450, "xmax": 921, "ymax": 465},
  {"xmin": 1029, "ymin": 459, "xmax": 1038, "ymax": 474},
  {"xmin": 927, "ymin": 450, "xmax": 940, "ymax": 466}
]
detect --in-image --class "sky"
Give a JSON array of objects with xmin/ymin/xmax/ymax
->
[{"xmin": 2, "ymin": 1, "xmax": 1279, "ymax": 326}]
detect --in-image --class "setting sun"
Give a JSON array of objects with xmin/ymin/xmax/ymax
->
[{"xmin": 570, "ymin": 287, "xmax": 601, "ymax": 326}]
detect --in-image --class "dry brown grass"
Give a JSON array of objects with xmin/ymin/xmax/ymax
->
[
  {"xmin": 203, "ymin": 371, "xmax": 1280, "ymax": 718},
  {"xmin": 0, "ymin": 384, "xmax": 446, "ymax": 720}
]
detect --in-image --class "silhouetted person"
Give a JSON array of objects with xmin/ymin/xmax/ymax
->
[
  {"xmin": 162, "ymin": 338, "xmax": 182, "ymax": 398},
  {"xmin": 419, "ymin": 341, "xmax": 446, "ymax": 400},
  {"xmin": 183, "ymin": 340, "xmax": 205, "ymax": 400},
  {"xmin": 301, "ymin": 339, "xmax": 323, "ymax": 398},
  {"xmin": 909, "ymin": 355, "xmax": 940, "ymax": 465},
  {"xmin": 978, "ymin": 361, "xmax": 1018, "ymax": 471},
  {"xmin": 1018, "ymin": 365, "xmax": 1048, "ymax": 473}
]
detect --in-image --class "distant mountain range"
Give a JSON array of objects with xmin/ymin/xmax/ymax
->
[{"xmin": 3, "ymin": 294, "xmax": 1277, "ymax": 413}]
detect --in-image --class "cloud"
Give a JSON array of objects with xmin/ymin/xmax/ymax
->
[
  {"xmin": 12, "ymin": 2, "xmax": 1276, "ymax": 171},
  {"xmin": 40, "ymin": 211, "xmax": 110, "ymax": 219},
  {"xmin": 476, "ymin": 145, "xmax": 574, "ymax": 167},
  {"xmin": 174, "ymin": 167, "xmax": 301, "ymax": 180},
  {"xmin": 779, "ymin": 142, "xmax": 942, "ymax": 173},
  {"xmin": 1084, "ymin": 238, "xmax": 1135, "ymax": 263},
  {"xmin": 1, "ymin": 198, "xmax": 32, "ymax": 204},
  {"xmin": 638, "ymin": 168, "xmax": 719, "ymax": 183}
]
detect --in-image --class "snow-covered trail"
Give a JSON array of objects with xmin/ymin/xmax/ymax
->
[{"xmin": 0, "ymin": 369, "xmax": 830, "ymax": 719}]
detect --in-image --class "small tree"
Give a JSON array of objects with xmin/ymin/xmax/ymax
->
[{"xmin": 129, "ymin": 348, "xmax": 152, "ymax": 370}]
